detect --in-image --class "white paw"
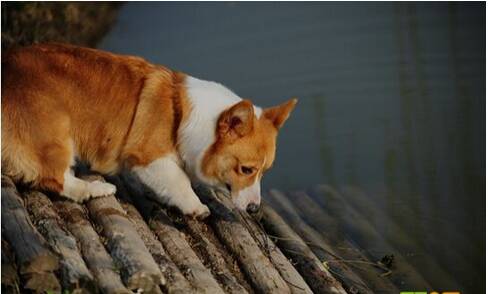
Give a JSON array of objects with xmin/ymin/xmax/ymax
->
[
  {"xmin": 87, "ymin": 181, "xmax": 116, "ymax": 198},
  {"xmin": 181, "ymin": 202, "xmax": 211, "ymax": 219}
]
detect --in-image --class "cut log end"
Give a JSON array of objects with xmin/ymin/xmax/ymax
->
[
  {"xmin": 23, "ymin": 272, "xmax": 61, "ymax": 293},
  {"xmin": 1, "ymin": 176, "xmax": 60, "ymax": 277},
  {"xmin": 21, "ymin": 253, "xmax": 59, "ymax": 275}
]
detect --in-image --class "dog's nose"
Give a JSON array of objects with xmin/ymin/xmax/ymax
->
[{"xmin": 246, "ymin": 203, "xmax": 260, "ymax": 214}]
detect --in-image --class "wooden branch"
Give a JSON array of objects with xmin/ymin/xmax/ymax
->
[
  {"xmin": 185, "ymin": 218, "xmax": 249, "ymax": 294},
  {"xmin": 259, "ymin": 202, "xmax": 347, "ymax": 294},
  {"xmin": 2, "ymin": 241, "xmax": 20, "ymax": 294},
  {"xmin": 121, "ymin": 172, "xmax": 225, "ymax": 294},
  {"xmin": 107, "ymin": 175, "xmax": 195, "ymax": 294},
  {"xmin": 24, "ymin": 190, "xmax": 96, "ymax": 293},
  {"xmin": 308, "ymin": 185, "xmax": 433, "ymax": 289},
  {"xmin": 55, "ymin": 200, "xmax": 131, "ymax": 294},
  {"xmin": 279, "ymin": 190, "xmax": 387, "ymax": 294},
  {"xmin": 240, "ymin": 213, "xmax": 313, "ymax": 294},
  {"xmin": 1, "ymin": 176, "xmax": 60, "ymax": 293},
  {"xmin": 196, "ymin": 186, "xmax": 291, "ymax": 294},
  {"xmin": 338, "ymin": 185, "xmax": 460, "ymax": 284},
  {"xmin": 152, "ymin": 211, "xmax": 225, "ymax": 293},
  {"xmin": 82, "ymin": 175, "xmax": 163, "ymax": 293},
  {"xmin": 23, "ymin": 272, "xmax": 62, "ymax": 294}
]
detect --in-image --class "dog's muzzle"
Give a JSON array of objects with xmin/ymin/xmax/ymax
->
[{"xmin": 234, "ymin": 180, "xmax": 261, "ymax": 212}]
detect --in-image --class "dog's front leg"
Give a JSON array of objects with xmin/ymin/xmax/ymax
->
[{"xmin": 132, "ymin": 155, "xmax": 210, "ymax": 218}]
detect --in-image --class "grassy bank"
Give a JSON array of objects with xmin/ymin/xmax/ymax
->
[{"xmin": 2, "ymin": 2, "xmax": 121, "ymax": 50}]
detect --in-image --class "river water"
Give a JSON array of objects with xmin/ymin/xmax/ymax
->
[{"xmin": 100, "ymin": 2, "xmax": 485, "ymax": 292}]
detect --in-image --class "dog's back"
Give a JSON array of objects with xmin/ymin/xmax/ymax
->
[{"xmin": 1, "ymin": 44, "xmax": 162, "ymax": 189}]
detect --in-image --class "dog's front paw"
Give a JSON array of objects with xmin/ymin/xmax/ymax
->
[
  {"xmin": 87, "ymin": 181, "xmax": 117, "ymax": 198},
  {"xmin": 184, "ymin": 203, "xmax": 211, "ymax": 219}
]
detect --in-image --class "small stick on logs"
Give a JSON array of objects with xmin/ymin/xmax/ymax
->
[
  {"xmin": 121, "ymin": 172, "xmax": 225, "ymax": 294},
  {"xmin": 338, "ymin": 185, "xmax": 459, "ymax": 284},
  {"xmin": 55, "ymin": 200, "xmax": 131, "ymax": 294},
  {"xmin": 260, "ymin": 203, "xmax": 348, "ymax": 294},
  {"xmin": 1, "ymin": 176, "xmax": 61, "ymax": 293},
  {"xmin": 308, "ymin": 186, "xmax": 433, "ymax": 290},
  {"xmin": 196, "ymin": 186, "xmax": 292, "ymax": 294},
  {"xmin": 266, "ymin": 189, "xmax": 395, "ymax": 294},
  {"xmin": 150, "ymin": 210, "xmax": 225, "ymax": 294},
  {"xmin": 2, "ymin": 241, "xmax": 20, "ymax": 294},
  {"xmin": 107, "ymin": 176, "xmax": 195, "ymax": 294},
  {"xmin": 240, "ymin": 213, "xmax": 313, "ymax": 294},
  {"xmin": 24, "ymin": 191, "xmax": 97, "ymax": 293},
  {"xmin": 185, "ymin": 218, "xmax": 249, "ymax": 294},
  {"xmin": 82, "ymin": 175, "xmax": 163, "ymax": 293}
]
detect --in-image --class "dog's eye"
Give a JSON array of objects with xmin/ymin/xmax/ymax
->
[{"xmin": 241, "ymin": 166, "xmax": 254, "ymax": 175}]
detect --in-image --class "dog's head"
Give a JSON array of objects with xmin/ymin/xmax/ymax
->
[{"xmin": 199, "ymin": 98, "xmax": 297, "ymax": 213}]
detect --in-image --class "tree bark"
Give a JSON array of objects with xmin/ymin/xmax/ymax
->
[
  {"xmin": 266, "ymin": 188, "xmax": 400, "ymax": 294},
  {"xmin": 240, "ymin": 212, "xmax": 313, "ymax": 294},
  {"xmin": 55, "ymin": 199, "xmax": 131, "ymax": 294},
  {"xmin": 260, "ymin": 202, "xmax": 347, "ymax": 294},
  {"xmin": 24, "ymin": 190, "xmax": 97, "ymax": 293},
  {"xmin": 149, "ymin": 210, "xmax": 226, "ymax": 294},
  {"xmin": 1, "ymin": 176, "xmax": 60, "ymax": 293},
  {"xmin": 307, "ymin": 185, "xmax": 432, "ymax": 290},
  {"xmin": 185, "ymin": 218, "xmax": 249, "ymax": 294},
  {"xmin": 120, "ymin": 173, "xmax": 224, "ymax": 294},
  {"xmin": 196, "ymin": 186, "xmax": 291, "ymax": 294},
  {"xmin": 23, "ymin": 272, "xmax": 62, "ymax": 294},
  {"xmin": 82, "ymin": 175, "xmax": 163, "ymax": 293},
  {"xmin": 2, "ymin": 240, "xmax": 20, "ymax": 294},
  {"xmin": 108, "ymin": 175, "xmax": 195, "ymax": 294}
]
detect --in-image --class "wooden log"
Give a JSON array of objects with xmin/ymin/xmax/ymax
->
[
  {"xmin": 185, "ymin": 218, "xmax": 249, "ymax": 294},
  {"xmin": 338, "ymin": 185, "xmax": 462, "ymax": 285},
  {"xmin": 241, "ymin": 213, "xmax": 313, "ymax": 294},
  {"xmin": 272, "ymin": 190, "xmax": 394, "ymax": 294},
  {"xmin": 2, "ymin": 241, "xmax": 20, "ymax": 294},
  {"xmin": 55, "ymin": 200, "xmax": 131, "ymax": 294},
  {"xmin": 82, "ymin": 175, "xmax": 163, "ymax": 292},
  {"xmin": 107, "ymin": 175, "xmax": 195, "ymax": 294},
  {"xmin": 259, "ymin": 203, "xmax": 347, "ymax": 294},
  {"xmin": 307, "ymin": 186, "xmax": 433, "ymax": 290},
  {"xmin": 120, "ymin": 173, "xmax": 223, "ymax": 294},
  {"xmin": 1, "ymin": 176, "xmax": 61, "ymax": 293},
  {"xmin": 149, "ymin": 209, "xmax": 225, "ymax": 293},
  {"xmin": 23, "ymin": 272, "xmax": 62, "ymax": 294},
  {"xmin": 196, "ymin": 186, "xmax": 292, "ymax": 294},
  {"xmin": 267, "ymin": 189, "xmax": 400, "ymax": 293},
  {"xmin": 24, "ymin": 191, "xmax": 96, "ymax": 293}
]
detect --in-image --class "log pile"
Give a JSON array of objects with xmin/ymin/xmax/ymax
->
[{"xmin": 1, "ymin": 171, "xmax": 354, "ymax": 294}]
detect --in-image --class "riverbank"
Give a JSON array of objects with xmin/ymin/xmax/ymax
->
[{"xmin": 2, "ymin": 2, "xmax": 120, "ymax": 50}]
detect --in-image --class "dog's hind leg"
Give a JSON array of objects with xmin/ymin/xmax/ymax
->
[
  {"xmin": 33, "ymin": 122, "xmax": 116, "ymax": 202},
  {"xmin": 37, "ymin": 141, "xmax": 116, "ymax": 202},
  {"xmin": 60, "ymin": 169, "xmax": 116, "ymax": 202}
]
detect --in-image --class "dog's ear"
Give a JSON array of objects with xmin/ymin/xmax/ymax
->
[
  {"xmin": 263, "ymin": 98, "xmax": 297, "ymax": 129},
  {"xmin": 217, "ymin": 99, "xmax": 255, "ymax": 140}
]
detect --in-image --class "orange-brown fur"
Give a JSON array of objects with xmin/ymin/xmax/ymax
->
[
  {"xmin": 2, "ymin": 43, "xmax": 189, "ymax": 192},
  {"xmin": 2, "ymin": 43, "xmax": 296, "ymax": 209},
  {"xmin": 201, "ymin": 99, "xmax": 296, "ymax": 199}
]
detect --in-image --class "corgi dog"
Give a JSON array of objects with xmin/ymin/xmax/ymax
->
[{"xmin": 2, "ymin": 43, "xmax": 296, "ymax": 218}]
